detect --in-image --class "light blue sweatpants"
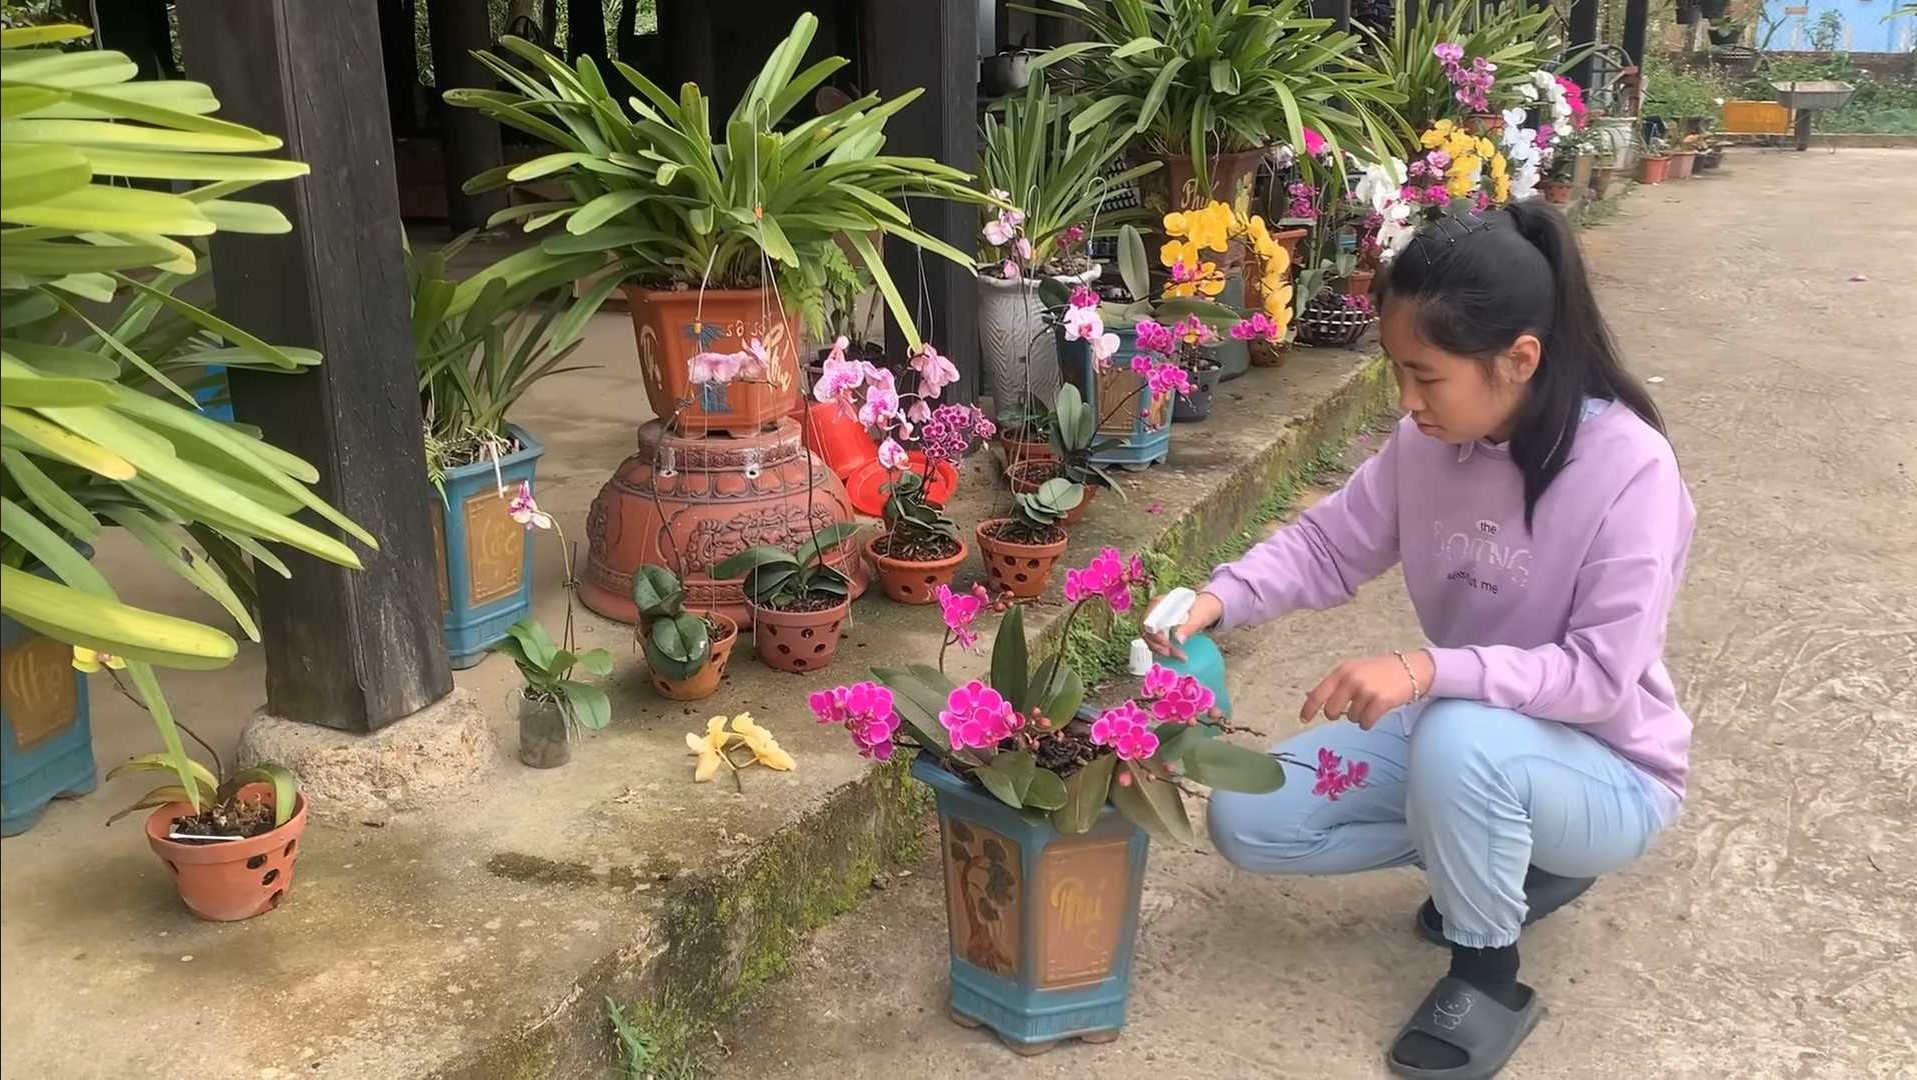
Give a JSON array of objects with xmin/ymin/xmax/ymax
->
[{"xmin": 1207, "ymin": 699, "xmax": 1681, "ymax": 948}]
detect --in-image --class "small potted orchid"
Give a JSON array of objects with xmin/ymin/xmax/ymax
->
[
  {"xmin": 1003, "ymin": 382, "xmax": 1123, "ymax": 527},
  {"xmin": 868, "ymin": 403, "xmax": 997, "ymax": 605},
  {"xmin": 812, "ymin": 547, "xmax": 1328, "ymax": 1051},
  {"xmin": 1141, "ymin": 315, "xmax": 1227, "ymax": 423}
]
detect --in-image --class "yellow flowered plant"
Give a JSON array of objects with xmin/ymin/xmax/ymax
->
[
  {"xmin": 72, "ymin": 646, "xmax": 125, "ymax": 673},
  {"xmin": 686, "ymin": 712, "xmax": 796, "ymax": 787},
  {"xmin": 1158, "ymin": 203, "xmax": 1234, "ymax": 298},
  {"xmin": 1411, "ymin": 120, "xmax": 1512, "ymax": 211}
]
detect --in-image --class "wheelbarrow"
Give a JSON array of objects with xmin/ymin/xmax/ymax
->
[{"xmin": 1772, "ymin": 81, "xmax": 1856, "ymax": 152}]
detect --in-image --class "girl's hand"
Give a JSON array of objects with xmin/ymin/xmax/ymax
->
[
  {"xmin": 1141, "ymin": 591, "xmax": 1224, "ymax": 661},
  {"xmin": 1301, "ymin": 650, "xmax": 1435, "ymax": 730}
]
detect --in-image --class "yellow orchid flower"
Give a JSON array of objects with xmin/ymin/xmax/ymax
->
[
  {"xmin": 72, "ymin": 646, "xmax": 124, "ymax": 673},
  {"xmin": 685, "ymin": 715, "xmax": 732, "ymax": 783},
  {"xmin": 729, "ymin": 713, "xmax": 796, "ymax": 772},
  {"xmin": 1160, "ymin": 238, "xmax": 1197, "ymax": 269},
  {"xmin": 1162, "ymin": 210, "xmax": 1189, "ymax": 238},
  {"xmin": 1196, "ymin": 262, "xmax": 1225, "ymax": 297},
  {"xmin": 1187, "ymin": 202, "xmax": 1233, "ymax": 253},
  {"xmin": 1262, "ymin": 284, "xmax": 1294, "ymax": 322}
]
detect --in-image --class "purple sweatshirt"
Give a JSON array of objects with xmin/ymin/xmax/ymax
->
[{"xmin": 1206, "ymin": 402, "xmax": 1695, "ymax": 796}]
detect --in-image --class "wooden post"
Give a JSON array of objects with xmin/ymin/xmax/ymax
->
[
  {"xmin": 176, "ymin": 0, "xmax": 454, "ymax": 733},
  {"xmin": 1623, "ymin": 0, "xmax": 1650, "ymax": 71},
  {"xmin": 426, "ymin": 0, "xmax": 509, "ymax": 229},
  {"xmin": 1309, "ymin": 0, "xmax": 1351, "ymax": 32},
  {"xmin": 1568, "ymin": 0, "xmax": 1600, "ymax": 91},
  {"xmin": 864, "ymin": 0, "xmax": 981, "ymax": 405}
]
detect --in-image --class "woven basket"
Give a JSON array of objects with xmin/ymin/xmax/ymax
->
[{"xmin": 1296, "ymin": 307, "xmax": 1374, "ymax": 349}]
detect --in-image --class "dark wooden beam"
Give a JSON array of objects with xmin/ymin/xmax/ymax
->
[
  {"xmin": 177, "ymin": 0, "xmax": 453, "ymax": 734},
  {"xmin": 426, "ymin": 0, "xmax": 509, "ymax": 229},
  {"xmin": 380, "ymin": 0, "xmax": 421, "ymax": 136},
  {"xmin": 1622, "ymin": 0, "xmax": 1650, "ymax": 70},
  {"xmin": 1309, "ymin": 0, "xmax": 1351, "ymax": 32},
  {"xmin": 864, "ymin": 0, "xmax": 981, "ymax": 405},
  {"xmin": 1568, "ymin": 0, "xmax": 1600, "ymax": 91},
  {"xmin": 566, "ymin": 0, "xmax": 608, "ymax": 64}
]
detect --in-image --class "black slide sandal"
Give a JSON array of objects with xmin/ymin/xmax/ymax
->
[
  {"xmin": 1386, "ymin": 976, "xmax": 1545, "ymax": 1079},
  {"xmin": 1415, "ymin": 870, "xmax": 1597, "ymax": 946}
]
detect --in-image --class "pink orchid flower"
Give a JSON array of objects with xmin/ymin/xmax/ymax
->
[
  {"xmin": 910, "ymin": 344, "xmax": 960, "ymax": 400},
  {"xmin": 877, "ymin": 437, "xmax": 909, "ymax": 470},
  {"xmin": 507, "ymin": 481, "xmax": 553, "ymax": 530}
]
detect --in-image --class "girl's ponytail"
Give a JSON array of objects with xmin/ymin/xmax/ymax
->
[{"xmin": 1377, "ymin": 201, "xmax": 1665, "ymax": 530}]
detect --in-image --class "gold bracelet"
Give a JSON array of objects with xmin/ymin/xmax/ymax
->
[{"xmin": 1393, "ymin": 650, "xmax": 1425, "ymax": 702}]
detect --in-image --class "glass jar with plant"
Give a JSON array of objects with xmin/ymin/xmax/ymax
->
[
  {"xmin": 450, "ymin": 14, "xmax": 988, "ymax": 438},
  {"xmin": 713, "ymin": 521, "xmax": 864, "ymax": 674},
  {"xmin": 1029, "ymin": 0, "xmax": 1403, "ymax": 212},
  {"xmin": 631, "ymin": 564, "xmax": 737, "ymax": 702},
  {"xmin": 498, "ymin": 617, "xmax": 614, "ymax": 768},
  {"xmin": 1, "ymin": 23, "xmax": 377, "ymax": 821},
  {"xmin": 107, "ymin": 751, "xmax": 307, "ymax": 922}
]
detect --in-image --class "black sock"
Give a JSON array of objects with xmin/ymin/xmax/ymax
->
[
  {"xmin": 1448, "ymin": 942, "xmax": 1525, "ymax": 1009},
  {"xmin": 1392, "ymin": 944, "xmax": 1527, "ymax": 1070}
]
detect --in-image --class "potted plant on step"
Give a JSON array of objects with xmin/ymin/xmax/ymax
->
[
  {"xmin": 995, "ymin": 398, "xmax": 1058, "ymax": 475},
  {"xmin": 632, "ymin": 565, "xmax": 737, "ymax": 701},
  {"xmin": 1005, "ymin": 383, "xmax": 1122, "ymax": 526},
  {"xmin": 715, "ymin": 522, "xmax": 863, "ymax": 674},
  {"xmin": 499, "ymin": 617, "xmax": 614, "ymax": 768},
  {"xmin": 1638, "ymin": 136, "xmax": 1674, "ymax": 184},
  {"xmin": 976, "ymin": 479, "xmax": 1081, "ymax": 599},
  {"xmin": 812, "ymin": 548, "xmax": 1290, "ymax": 1053},
  {"xmin": 410, "ymin": 233, "xmax": 618, "ymax": 668},
  {"xmin": 451, "ymin": 14, "xmax": 985, "ymax": 437},
  {"xmin": 869, "ymin": 404, "xmax": 997, "ymax": 605},
  {"xmin": 109, "ymin": 753, "xmax": 306, "ymax": 922},
  {"xmin": 976, "ymin": 71, "xmax": 1161, "ymax": 414}
]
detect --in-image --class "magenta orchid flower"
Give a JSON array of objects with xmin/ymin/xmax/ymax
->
[
  {"xmin": 1062, "ymin": 546, "xmax": 1149, "ymax": 613},
  {"xmin": 507, "ymin": 481, "xmax": 553, "ymax": 530},
  {"xmin": 939, "ymin": 680, "xmax": 1022, "ymax": 750},
  {"xmin": 1089, "ymin": 701, "xmax": 1159, "ymax": 762},
  {"xmin": 936, "ymin": 583, "xmax": 990, "ymax": 651},
  {"xmin": 810, "ymin": 683, "xmax": 900, "ymax": 762}
]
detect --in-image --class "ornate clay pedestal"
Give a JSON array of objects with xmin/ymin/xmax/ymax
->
[{"xmin": 579, "ymin": 418, "xmax": 867, "ymax": 625}]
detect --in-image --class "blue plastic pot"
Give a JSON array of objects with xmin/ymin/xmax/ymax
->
[
  {"xmin": 1, "ymin": 563, "xmax": 97, "ymax": 836},
  {"xmin": 1055, "ymin": 326, "xmax": 1172, "ymax": 472},
  {"xmin": 194, "ymin": 365, "xmax": 233, "ymax": 422},
  {"xmin": 433, "ymin": 426, "xmax": 545, "ymax": 669},
  {"xmin": 914, "ymin": 749, "xmax": 1150, "ymax": 1052}
]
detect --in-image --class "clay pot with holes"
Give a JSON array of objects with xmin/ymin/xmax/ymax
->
[
  {"xmin": 746, "ymin": 596, "xmax": 851, "ymax": 673},
  {"xmin": 648, "ymin": 612, "xmax": 739, "ymax": 701},
  {"xmin": 143, "ymin": 783, "xmax": 309, "ymax": 922},
  {"xmin": 975, "ymin": 519, "xmax": 1069, "ymax": 599},
  {"xmin": 1005, "ymin": 460, "xmax": 1096, "ymax": 526},
  {"xmin": 867, "ymin": 532, "xmax": 969, "ymax": 605}
]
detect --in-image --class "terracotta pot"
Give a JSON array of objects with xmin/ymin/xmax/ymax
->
[
  {"xmin": 996, "ymin": 431, "xmax": 1057, "ymax": 473},
  {"xmin": 1463, "ymin": 113, "xmax": 1506, "ymax": 137},
  {"xmin": 143, "ymin": 783, "xmax": 309, "ymax": 922},
  {"xmin": 1343, "ymin": 269, "xmax": 1375, "ymax": 300},
  {"xmin": 1669, "ymin": 151, "xmax": 1697, "ymax": 180},
  {"xmin": 976, "ymin": 519, "xmax": 1068, "ymax": 599},
  {"xmin": 648, "ymin": 612, "xmax": 738, "ymax": 701},
  {"xmin": 866, "ymin": 533, "xmax": 969, "ymax": 605},
  {"xmin": 1268, "ymin": 226, "xmax": 1308, "ymax": 264},
  {"xmin": 518, "ymin": 693, "xmax": 571, "ymax": 768},
  {"xmin": 580, "ymin": 418, "xmax": 867, "ymax": 625},
  {"xmin": 1247, "ymin": 337, "xmax": 1289, "ymax": 368},
  {"xmin": 623, "ymin": 286, "xmax": 801, "ymax": 438},
  {"xmin": 747, "ymin": 597, "xmax": 851, "ymax": 673},
  {"xmin": 1542, "ymin": 180, "xmax": 1575, "ymax": 205},
  {"xmin": 1638, "ymin": 156, "xmax": 1672, "ymax": 184},
  {"xmin": 1006, "ymin": 460, "xmax": 1095, "ymax": 526},
  {"xmin": 1143, "ymin": 147, "xmax": 1268, "ymax": 216}
]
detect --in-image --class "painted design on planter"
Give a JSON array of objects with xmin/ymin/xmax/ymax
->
[
  {"xmin": 462, "ymin": 485, "xmax": 526, "ymax": 606},
  {"xmin": 1036, "ymin": 835, "xmax": 1132, "ymax": 990},
  {"xmin": 638, "ymin": 323, "xmax": 664, "ymax": 390},
  {"xmin": 2, "ymin": 636, "xmax": 78, "ymax": 752},
  {"xmin": 943, "ymin": 815, "xmax": 1021, "ymax": 979},
  {"xmin": 1093, "ymin": 368, "xmax": 1169, "ymax": 436}
]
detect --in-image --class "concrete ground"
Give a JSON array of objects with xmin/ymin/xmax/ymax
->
[
  {"xmin": 711, "ymin": 150, "xmax": 1917, "ymax": 1079},
  {"xmin": 0, "ymin": 251, "xmax": 1384, "ymax": 1075}
]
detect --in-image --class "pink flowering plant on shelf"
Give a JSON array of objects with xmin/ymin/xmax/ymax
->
[{"xmin": 812, "ymin": 547, "xmax": 1295, "ymax": 843}]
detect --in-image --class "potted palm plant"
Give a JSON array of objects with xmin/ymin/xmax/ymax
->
[
  {"xmin": 450, "ymin": 14, "xmax": 984, "ymax": 438},
  {"xmin": 976, "ymin": 72, "xmax": 1161, "ymax": 414},
  {"xmin": 1031, "ymin": 0, "xmax": 1401, "ymax": 213},
  {"xmin": 410, "ymin": 234, "xmax": 618, "ymax": 668},
  {"xmin": 1, "ymin": 23, "xmax": 372, "ymax": 820},
  {"xmin": 631, "ymin": 565, "xmax": 738, "ymax": 701},
  {"xmin": 813, "ymin": 548, "xmax": 1290, "ymax": 1052},
  {"xmin": 714, "ymin": 522, "xmax": 863, "ymax": 674},
  {"xmin": 1355, "ymin": 0, "xmax": 1556, "ymax": 132}
]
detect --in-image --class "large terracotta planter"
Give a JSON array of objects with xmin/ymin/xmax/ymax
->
[
  {"xmin": 430, "ymin": 425, "xmax": 543, "ymax": 669},
  {"xmin": 1143, "ymin": 147, "xmax": 1267, "ymax": 216},
  {"xmin": 1669, "ymin": 151, "xmax": 1697, "ymax": 180},
  {"xmin": 976, "ymin": 519, "xmax": 1068, "ymax": 599},
  {"xmin": 648, "ymin": 612, "xmax": 738, "ymax": 701},
  {"xmin": 143, "ymin": 784, "xmax": 309, "ymax": 922},
  {"xmin": 2, "ymin": 561, "xmax": 96, "ymax": 836},
  {"xmin": 867, "ymin": 534, "xmax": 969, "ymax": 606},
  {"xmin": 1007, "ymin": 459, "xmax": 1096, "ymax": 527},
  {"xmin": 995, "ymin": 430, "xmax": 1057, "ymax": 475},
  {"xmin": 914, "ymin": 754, "xmax": 1149, "ymax": 1054},
  {"xmin": 1638, "ymin": 155, "xmax": 1672, "ymax": 184},
  {"xmin": 580, "ymin": 418, "xmax": 867, "ymax": 625},
  {"xmin": 747, "ymin": 597, "xmax": 850, "ymax": 674},
  {"xmin": 623, "ymin": 285, "xmax": 801, "ymax": 437},
  {"xmin": 977, "ymin": 267, "xmax": 1099, "ymax": 416}
]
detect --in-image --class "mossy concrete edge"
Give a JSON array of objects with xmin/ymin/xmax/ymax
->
[{"xmin": 427, "ymin": 355, "xmax": 1395, "ymax": 1080}]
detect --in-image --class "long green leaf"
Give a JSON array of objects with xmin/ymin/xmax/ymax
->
[
  {"xmin": 1109, "ymin": 760, "xmax": 1195, "ymax": 845},
  {"xmin": 990, "ymin": 604, "xmax": 1030, "ymax": 712},
  {"xmin": 1051, "ymin": 753, "xmax": 1115, "ymax": 834},
  {"xmin": 223, "ymin": 764, "xmax": 299, "ymax": 827}
]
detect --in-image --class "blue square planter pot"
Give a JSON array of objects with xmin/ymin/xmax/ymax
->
[
  {"xmin": 193, "ymin": 364, "xmax": 233, "ymax": 422},
  {"xmin": 1054, "ymin": 327, "xmax": 1172, "ymax": 472},
  {"xmin": 913, "ymin": 753, "xmax": 1150, "ymax": 1054},
  {"xmin": 434, "ymin": 426, "xmax": 545, "ymax": 669},
  {"xmin": 1, "ymin": 564, "xmax": 97, "ymax": 836}
]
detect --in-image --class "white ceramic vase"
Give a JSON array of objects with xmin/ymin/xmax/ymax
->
[{"xmin": 976, "ymin": 266, "xmax": 1100, "ymax": 415}]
